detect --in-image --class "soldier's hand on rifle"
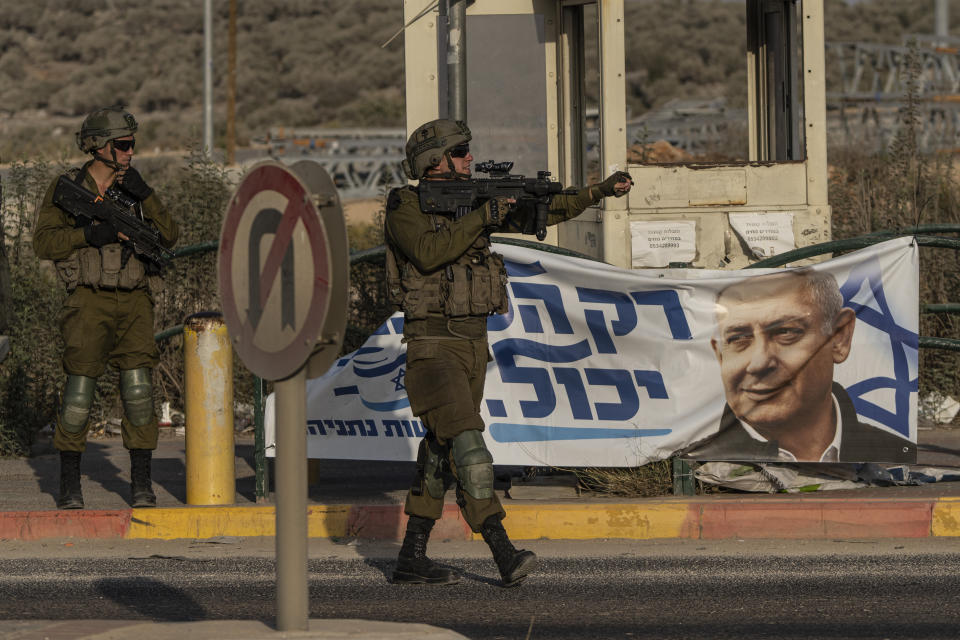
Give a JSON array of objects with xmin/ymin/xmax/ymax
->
[
  {"xmin": 117, "ymin": 166, "xmax": 153, "ymax": 200},
  {"xmin": 595, "ymin": 171, "xmax": 634, "ymax": 198},
  {"xmin": 83, "ymin": 221, "xmax": 120, "ymax": 248},
  {"xmin": 482, "ymin": 196, "xmax": 516, "ymax": 227}
]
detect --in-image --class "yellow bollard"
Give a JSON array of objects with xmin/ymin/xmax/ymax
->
[{"xmin": 184, "ymin": 312, "xmax": 236, "ymax": 505}]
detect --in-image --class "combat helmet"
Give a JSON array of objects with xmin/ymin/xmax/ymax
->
[
  {"xmin": 402, "ymin": 118, "xmax": 471, "ymax": 180},
  {"xmin": 76, "ymin": 106, "xmax": 138, "ymax": 153}
]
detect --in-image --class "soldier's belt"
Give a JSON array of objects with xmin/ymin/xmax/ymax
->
[{"xmin": 405, "ymin": 315, "xmax": 487, "ymax": 340}]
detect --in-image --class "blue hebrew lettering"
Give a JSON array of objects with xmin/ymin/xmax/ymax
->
[
  {"xmin": 585, "ymin": 368, "xmax": 638, "ymax": 420},
  {"xmin": 487, "ymin": 259, "xmax": 547, "ymax": 332},
  {"xmin": 346, "ymin": 419, "xmax": 366, "ymax": 436},
  {"xmin": 504, "ymin": 259, "xmax": 547, "ymax": 277},
  {"xmin": 577, "ymin": 288, "xmax": 638, "ymax": 353},
  {"xmin": 383, "ymin": 419, "xmax": 402, "ymax": 437},
  {"xmin": 634, "ymin": 370, "xmax": 669, "ymax": 399},
  {"xmin": 364, "ymin": 419, "xmax": 379, "ymax": 436},
  {"xmin": 486, "ymin": 398, "xmax": 508, "ymax": 417},
  {"xmin": 553, "ymin": 368, "xmax": 593, "ymax": 419},
  {"xmin": 519, "ymin": 303, "xmax": 544, "ymax": 333},
  {"xmin": 510, "ymin": 283, "xmax": 574, "ymax": 334},
  {"xmin": 412, "ymin": 420, "xmax": 426, "ymax": 436},
  {"xmin": 372, "ymin": 316, "xmax": 405, "ymax": 335},
  {"xmin": 492, "ymin": 339, "xmax": 592, "ymax": 418},
  {"xmin": 307, "ymin": 420, "xmax": 325, "ymax": 436},
  {"xmin": 839, "ymin": 260, "xmax": 918, "ymax": 437},
  {"xmin": 630, "ymin": 290, "xmax": 693, "ymax": 340}
]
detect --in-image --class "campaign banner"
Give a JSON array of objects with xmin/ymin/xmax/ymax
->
[{"xmin": 265, "ymin": 236, "xmax": 918, "ymax": 466}]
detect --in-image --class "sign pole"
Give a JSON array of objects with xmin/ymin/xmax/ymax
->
[
  {"xmin": 219, "ymin": 161, "xmax": 346, "ymax": 632},
  {"xmin": 275, "ymin": 365, "xmax": 309, "ymax": 631}
]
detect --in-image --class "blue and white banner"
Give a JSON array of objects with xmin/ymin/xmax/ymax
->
[{"xmin": 265, "ymin": 237, "xmax": 918, "ymax": 466}]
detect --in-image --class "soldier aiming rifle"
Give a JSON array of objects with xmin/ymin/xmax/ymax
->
[{"xmin": 384, "ymin": 118, "xmax": 632, "ymax": 587}]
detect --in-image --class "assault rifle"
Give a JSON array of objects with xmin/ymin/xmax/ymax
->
[
  {"xmin": 52, "ymin": 176, "xmax": 174, "ymax": 268},
  {"xmin": 418, "ymin": 160, "xmax": 578, "ymax": 241}
]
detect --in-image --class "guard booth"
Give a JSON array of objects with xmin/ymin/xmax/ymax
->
[{"xmin": 402, "ymin": 0, "xmax": 830, "ymax": 269}]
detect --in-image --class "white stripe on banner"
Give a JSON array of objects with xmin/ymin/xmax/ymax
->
[{"xmin": 265, "ymin": 237, "xmax": 918, "ymax": 467}]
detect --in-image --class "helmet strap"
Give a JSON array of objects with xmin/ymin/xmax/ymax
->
[
  {"xmin": 92, "ymin": 141, "xmax": 125, "ymax": 172},
  {"xmin": 428, "ymin": 151, "xmax": 470, "ymax": 180}
]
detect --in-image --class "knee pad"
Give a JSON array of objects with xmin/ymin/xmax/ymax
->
[
  {"xmin": 451, "ymin": 430, "xmax": 494, "ymax": 500},
  {"xmin": 120, "ymin": 368, "xmax": 154, "ymax": 427},
  {"xmin": 60, "ymin": 375, "xmax": 96, "ymax": 434}
]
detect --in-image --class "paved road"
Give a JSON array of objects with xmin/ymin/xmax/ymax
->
[{"xmin": 2, "ymin": 538, "xmax": 959, "ymax": 639}]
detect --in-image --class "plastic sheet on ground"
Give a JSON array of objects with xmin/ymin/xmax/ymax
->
[{"xmin": 694, "ymin": 461, "xmax": 960, "ymax": 493}]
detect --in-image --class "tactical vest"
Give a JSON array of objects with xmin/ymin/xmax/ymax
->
[
  {"xmin": 386, "ymin": 195, "xmax": 508, "ymax": 320},
  {"xmin": 52, "ymin": 167, "xmax": 149, "ymax": 292}
]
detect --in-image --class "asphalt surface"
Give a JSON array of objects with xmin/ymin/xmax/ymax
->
[{"xmin": 2, "ymin": 538, "xmax": 960, "ymax": 640}]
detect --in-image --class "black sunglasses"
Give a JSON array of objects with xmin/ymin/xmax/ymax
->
[
  {"xmin": 449, "ymin": 143, "xmax": 469, "ymax": 158},
  {"xmin": 112, "ymin": 138, "xmax": 136, "ymax": 152}
]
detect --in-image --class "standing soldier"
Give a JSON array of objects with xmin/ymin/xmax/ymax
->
[
  {"xmin": 386, "ymin": 119, "xmax": 632, "ymax": 586},
  {"xmin": 33, "ymin": 106, "xmax": 179, "ymax": 510}
]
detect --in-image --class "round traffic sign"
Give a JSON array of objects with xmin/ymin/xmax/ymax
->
[
  {"xmin": 288, "ymin": 160, "xmax": 350, "ymax": 379},
  {"xmin": 218, "ymin": 162, "xmax": 332, "ymax": 381}
]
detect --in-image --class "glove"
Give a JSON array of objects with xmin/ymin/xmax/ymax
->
[
  {"xmin": 117, "ymin": 167, "xmax": 153, "ymax": 201},
  {"xmin": 594, "ymin": 171, "xmax": 634, "ymax": 198},
  {"xmin": 482, "ymin": 196, "xmax": 513, "ymax": 227},
  {"xmin": 83, "ymin": 221, "xmax": 119, "ymax": 248}
]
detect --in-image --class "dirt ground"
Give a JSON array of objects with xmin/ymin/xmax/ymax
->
[{"xmin": 342, "ymin": 197, "xmax": 384, "ymax": 227}]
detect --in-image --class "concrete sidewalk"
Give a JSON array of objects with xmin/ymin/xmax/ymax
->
[
  {"xmin": 0, "ymin": 619, "xmax": 468, "ymax": 640},
  {"xmin": 2, "ymin": 428, "xmax": 960, "ymax": 542}
]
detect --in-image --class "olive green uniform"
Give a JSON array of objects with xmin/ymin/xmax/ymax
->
[
  {"xmin": 385, "ymin": 184, "xmax": 602, "ymax": 532},
  {"xmin": 33, "ymin": 165, "xmax": 178, "ymax": 453}
]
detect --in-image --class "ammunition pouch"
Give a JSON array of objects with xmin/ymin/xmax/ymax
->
[
  {"xmin": 55, "ymin": 245, "xmax": 146, "ymax": 291},
  {"xmin": 386, "ymin": 191, "xmax": 509, "ymax": 321},
  {"xmin": 388, "ymin": 248, "xmax": 508, "ymax": 322}
]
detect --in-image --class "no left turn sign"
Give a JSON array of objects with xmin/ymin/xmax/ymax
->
[{"xmin": 218, "ymin": 162, "xmax": 332, "ymax": 381}]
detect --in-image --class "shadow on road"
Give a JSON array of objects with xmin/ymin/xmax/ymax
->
[{"xmin": 94, "ymin": 577, "xmax": 207, "ymax": 621}]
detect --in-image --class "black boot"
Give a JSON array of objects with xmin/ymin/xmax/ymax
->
[
  {"xmin": 57, "ymin": 451, "xmax": 84, "ymax": 510},
  {"xmin": 481, "ymin": 515, "xmax": 537, "ymax": 587},
  {"xmin": 129, "ymin": 449, "xmax": 157, "ymax": 508},
  {"xmin": 392, "ymin": 516, "xmax": 460, "ymax": 585}
]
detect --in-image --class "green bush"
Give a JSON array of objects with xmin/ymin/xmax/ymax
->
[{"xmin": 0, "ymin": 159, "xmax": 64, "ymax": 456}]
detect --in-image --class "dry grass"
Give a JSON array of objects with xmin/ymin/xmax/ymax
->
[{"xmin": 573, "ymin": 460, "xmax": 674, "ymax": 497}]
